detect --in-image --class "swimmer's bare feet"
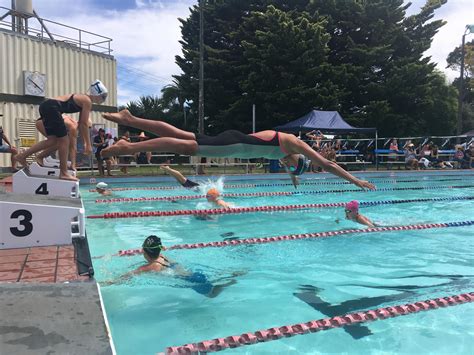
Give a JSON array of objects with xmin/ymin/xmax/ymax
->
[
  {"xmin": 59, "ymin": 173, "xmax": 78, "ymax": 181},
  {"xmin": 36, "ymin": 156, "xmax": 45, "ymax": 167},
  {"xmin": 101, "ymin": 139, "xmax": 130, "ymax": 158},
  {"xmin": 102, "ymin": 109, "xmax": 134, "ymax": 126},
  {"xmin": 13, "ymin": 155, "xmax": 28, "ymax": 168}
]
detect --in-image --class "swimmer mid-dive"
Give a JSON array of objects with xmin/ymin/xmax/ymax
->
[
  {"xmin": 101, "ymin": 110, "xmax": 375, "ymax": 191},
  {"xmin": 106, "ymin": 235, "xmax": 242, "ymax": 298},
  {"xmin": 160, "ymin": 165, "xmax": 200, "ymax": 189}
]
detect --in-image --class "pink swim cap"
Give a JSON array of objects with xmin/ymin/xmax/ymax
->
[{"xmin": 345, "ymin": 200, "xmax": 359, "ymax": 213}]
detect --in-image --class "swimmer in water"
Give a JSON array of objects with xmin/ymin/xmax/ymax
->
[
  {"xmin": 205, "ymin": 188, "xmax": 231, "ymax": 209},
  {"xmin": 108, "ymin": 235, "xmax": 242, "ymax": 298},
  {"xmin": 342, "ymin": 200, "xmax": 376, "ymax": 228}
]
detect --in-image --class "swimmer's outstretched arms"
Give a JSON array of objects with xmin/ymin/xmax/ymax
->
[{"xmin": 101, "ymin": 110, "xmax": 375, "ymax": 191}]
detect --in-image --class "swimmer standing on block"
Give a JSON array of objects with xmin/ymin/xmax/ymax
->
[{"xmin": 101, "ymin": 110, "xmax": 375, "ymax": 190}]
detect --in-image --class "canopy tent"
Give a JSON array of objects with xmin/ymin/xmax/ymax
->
[{"xmin": 274, "ymin": 110, "xmax": 376, "ymax": 134}]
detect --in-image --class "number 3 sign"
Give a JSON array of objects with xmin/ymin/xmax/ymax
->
[{"xmin": 0, "ymin": 196, "xmax": 85, "ymax": 249}]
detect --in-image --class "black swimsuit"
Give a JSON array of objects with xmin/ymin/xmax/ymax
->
[
  {"xmin": 195, "ymin": 130, "xmax": 286, "ymax": 159},
  {"xmin": 39, "ymin": 95, "xmax": 82, "ymax": 137}
]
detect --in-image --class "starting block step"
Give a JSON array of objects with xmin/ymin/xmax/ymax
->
[
  {"xmin": 13, "ymin": 168, "xmax": 80, "ymax": 198},
  {"xmin": 29, "ymin": 162, "xmax": 76, "ymax": 177},
  {"xmin": 0, "ymin": 191, "xmax": 85, "ymax": 249}
]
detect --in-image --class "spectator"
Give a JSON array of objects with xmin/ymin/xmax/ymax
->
[
  {"xmin": 94, "ymin": 128, "xmax": 112, "ymax": 176},
  {"xmin": 119, "ymin": 131, "xmax": 131, "ymax": 174},
  {"xmin": 305, "ymin": 130, "xmax": 324, "ymax": 151},
  {"xmin": 404, "ymin": 143, "xmax": 419, "ymax": 170},
  {"xmin": 0, "ymin": 125, "xmax": 18, "ymax": 171},
  {"xmin": 453, "ymin": 145, "xmax": 466, "ymax": 168},
  {"xmin": 388, "ymin": 138, "xmax": 399, "ymax": 162},
  {"xmin": 135, "ymin": 132, "xmax": 152, "ymax": 164},
  {"xmin": 463, "ymin": 145, "xmax": 474, "ymax": 169},
  {"xmin": 430, "ymin": 145, "xmax": 447, "ymax": 169}
]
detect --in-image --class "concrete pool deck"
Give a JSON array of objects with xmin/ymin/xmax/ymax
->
[{"xmin": 0, "ymin": 282, "xmax": 114, "ymax": 355}]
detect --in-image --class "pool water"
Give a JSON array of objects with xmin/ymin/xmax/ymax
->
[{"xmin": 83, "ymin": 172, "xmax": 474, "ymax": 355}]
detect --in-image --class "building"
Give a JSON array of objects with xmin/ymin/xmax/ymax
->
[{"xmin": 0, "ymin": 1, "xmax": 117, "ymax": 169}]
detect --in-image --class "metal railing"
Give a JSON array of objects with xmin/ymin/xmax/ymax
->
[{"xmin": 0, "ymin": 6, "xmax": 112, "ymax": 55}]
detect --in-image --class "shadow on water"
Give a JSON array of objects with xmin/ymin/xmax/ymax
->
[{"xmin": 293, "ymin": 274, "xmax": 473, "ymax": 339}]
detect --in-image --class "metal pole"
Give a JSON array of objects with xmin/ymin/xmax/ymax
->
[
  {"xmin": 375, "ymin": 130, "xmax": 379, "ymax": 171},
  {"xmin": 252, "ymin": 104, "xmax": 256, "ymax": 133},
  {"xmin": 456, "ymin": 33, "xmax": 466, "ymax": 142},
  {"xmin": 198, "ymin": 0, "xmax": 204, "ymax": 135}
]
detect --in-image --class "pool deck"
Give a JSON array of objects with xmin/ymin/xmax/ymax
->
[
  {"xmin": 0, "ymin": 282, "xmax": 113, "ymax": 355},
  {"xmin": 0, "ymin": 175, "xmax": 114, "ymax": 354}
]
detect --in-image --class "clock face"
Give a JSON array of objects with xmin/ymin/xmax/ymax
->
[{"xmin": 24, "ymin": 71, "xmax": 46, "ymax": 97}]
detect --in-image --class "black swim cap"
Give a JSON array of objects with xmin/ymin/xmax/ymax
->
[{"xmin": 142, "ymin": 235, "xmax": 162, "ymax": 259}]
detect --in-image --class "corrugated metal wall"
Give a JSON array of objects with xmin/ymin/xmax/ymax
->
[{"xmin": 0, "ymin": 30, "xmax": 117, "ymax": 167}]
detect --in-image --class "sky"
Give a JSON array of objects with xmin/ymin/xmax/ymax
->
[{"xmin": 0, "ymin": 0, "xmax": 473, "ymax": 105}]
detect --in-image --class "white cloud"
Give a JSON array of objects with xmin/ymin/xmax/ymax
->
[
  {"xmin": 2, "ymin": 0, "xmax": 471, "ymax": 104},
  {"xmin": 406, "ymin": 0, "xmax": 474, "ymax": 81}
]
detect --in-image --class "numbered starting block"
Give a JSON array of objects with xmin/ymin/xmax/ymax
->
[
  {"xmin": 13, "ymin": 168, "xmax": 80, "ymax": 198},
  {"xmin": 29, "ymin": 162, "xmax": 76, "ymax": 178},
  {"xmin": 0, "ymin": 191, "xmax": 85, "ymax": 249}
]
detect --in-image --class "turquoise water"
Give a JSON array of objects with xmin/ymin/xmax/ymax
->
[{"xmin": 83, "ymin": 172, "xmax": 474, "ymax": 355}]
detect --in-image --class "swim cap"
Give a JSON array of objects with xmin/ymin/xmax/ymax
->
[
  {"xmin": 96, "ymin": 182, "xmax": 108, "ymax": 189},
  {"xmin": 291, "ymin": 154, "xmax": 310, "ymax": 176},
  {"xmin": 89, "ymin": 79, "xmax": 108, "ymax": 101},
  {"xmin": 345, "ymin": 200, "xmax": 359, "ymax": 213},
  {"xmin": 142, "ymin": 235, "xmax": 162, "ymax": 259},
  {"xmin": 206, "ymin": 188, "xmax": 220, "ymax": 198}
]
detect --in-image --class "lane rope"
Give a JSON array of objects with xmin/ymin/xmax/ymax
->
[
  {"xmin": 95, "ymin": 184, "xmax": 474, "ymax": 204},
  {"xmin": 116, "ymin": 220, "xmax": 474, "ymax": 256},
  {"xmin": 163, "ymin": 292, "xmax": 474, "ymax": 354},
  {"xmin": 87, "ymin": 196, "xmax": 474, "ymax": 219},
  {"xmin": 89, "ymin": 177, "xmax": 468, "ymax": 193}
]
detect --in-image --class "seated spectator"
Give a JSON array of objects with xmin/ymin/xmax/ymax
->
[
  {"xmin": 388, "ymin": 138, "xmax": 399, "ymax": 162},
  {"xmin": 453, "ymin": 145, "xmax": 466, "ymax": 168},
  {"xmin": 430, "ymin": 145, "xmax": 447, "ymax": 169},
  {"xmin": 463, "ymin": 145, "xmax": 473, "ymax": 169},
  {"xmin": 134, "ymin": 132, "xmax": 152, "ymax": 164},
  {"xmin": 404, "ymin": 143, "xmax": 419, "ymax": 170},
  {"xmin": 421, "ymin": 142, "xmax": 432, "ymax": 158},
  {"xmin": 305, "ymin": 130, "xmax": 324, "ymax": 151},
  {"xmin": 0, "ymin": 125, "xmax": 18, "ymax": 171}
]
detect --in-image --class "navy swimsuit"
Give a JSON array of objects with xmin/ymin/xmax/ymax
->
[{"xmin": 39, "ymin": 95, "xmax": 82, "ymax": 137}]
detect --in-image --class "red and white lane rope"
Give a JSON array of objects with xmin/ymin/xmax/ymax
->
[
  {"xmin": 95, "ymin": 184, "xmax": 474, "ymax": 204},
  {"xmin": 163, "ymin": 292, "xmax": 474, "ymax": 354},
  {"xmin": 116, "ymin": 220, "xmax": 474, "ymax": 257},
  {"xmin": 88, "ymin": 196, "xmax": 474, "ymax": 219},
  {"xmin": 89, "ymin": 177, "xmax": 467, "ymax": 192}
]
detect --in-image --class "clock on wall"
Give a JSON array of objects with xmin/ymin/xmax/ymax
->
[{"xmin": 23, "ymin": 71, "xmax": 47, "ymax": 97}]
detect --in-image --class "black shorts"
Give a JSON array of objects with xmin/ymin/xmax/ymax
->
[
  {"xmin": 181, "ymin": 179, "xmax": 200, "ymax": 189},
  {"xmin": 39, "ymin": 100, "xmax": 67, "ymax": 138}
]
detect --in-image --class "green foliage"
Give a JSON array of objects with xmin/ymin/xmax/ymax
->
[{"xmin": 125, "ymin": 0, "xmax": 458, "ymax": 137}]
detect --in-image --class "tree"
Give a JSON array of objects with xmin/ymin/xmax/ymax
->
[{"xmin": 447, "ymin": 39, "xmax": 474, "ymax": 132}]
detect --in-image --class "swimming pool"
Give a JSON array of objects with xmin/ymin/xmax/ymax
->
[{"xmin": 83, "ymin": 171, "xmax": 474, "ymax": 355}]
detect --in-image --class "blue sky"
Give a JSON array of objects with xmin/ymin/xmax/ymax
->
[{"xmin": 1, "ymin": 0, "xmax": 472, "ymax": 105}]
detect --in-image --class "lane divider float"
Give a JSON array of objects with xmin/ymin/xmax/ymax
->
[
  {"xmin": 164, "ymin": 292, "xmax": 474, "ymax": 354},
  {"xmin": 95, "ymin": 184, "xmax": 474, "ymax": 204},
  {"xmin": 88, "ymin": 196, "xmax": 474, "ymax": 219},
  {"xmin": 116, "ymin": 220, "xmax": 474, "ymax": 257},
  {"xmin": 89, "ymin": 177, "xmax": 468, "ymax": 192}
]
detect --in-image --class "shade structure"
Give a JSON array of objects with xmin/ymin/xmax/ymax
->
[{"xmin": 274, "ymin": 110, "xmax": 376, "ymax": 134}]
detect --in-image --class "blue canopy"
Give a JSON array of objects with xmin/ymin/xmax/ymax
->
[{"xmin": 274, "ymin": 110, "xmax": 376, "ymax": 134}]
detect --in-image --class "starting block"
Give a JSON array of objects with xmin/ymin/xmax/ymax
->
[
  {"xmin": 29, "ymin": 162, "xmax": 76, "ymax": 177},
  {"xmin": 13, "ymin": 168, "xmax": 80, "ymax": 198},
  {"xmin": 0, "ymin": 191, "xmax": 85, "ymax": 249}
]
